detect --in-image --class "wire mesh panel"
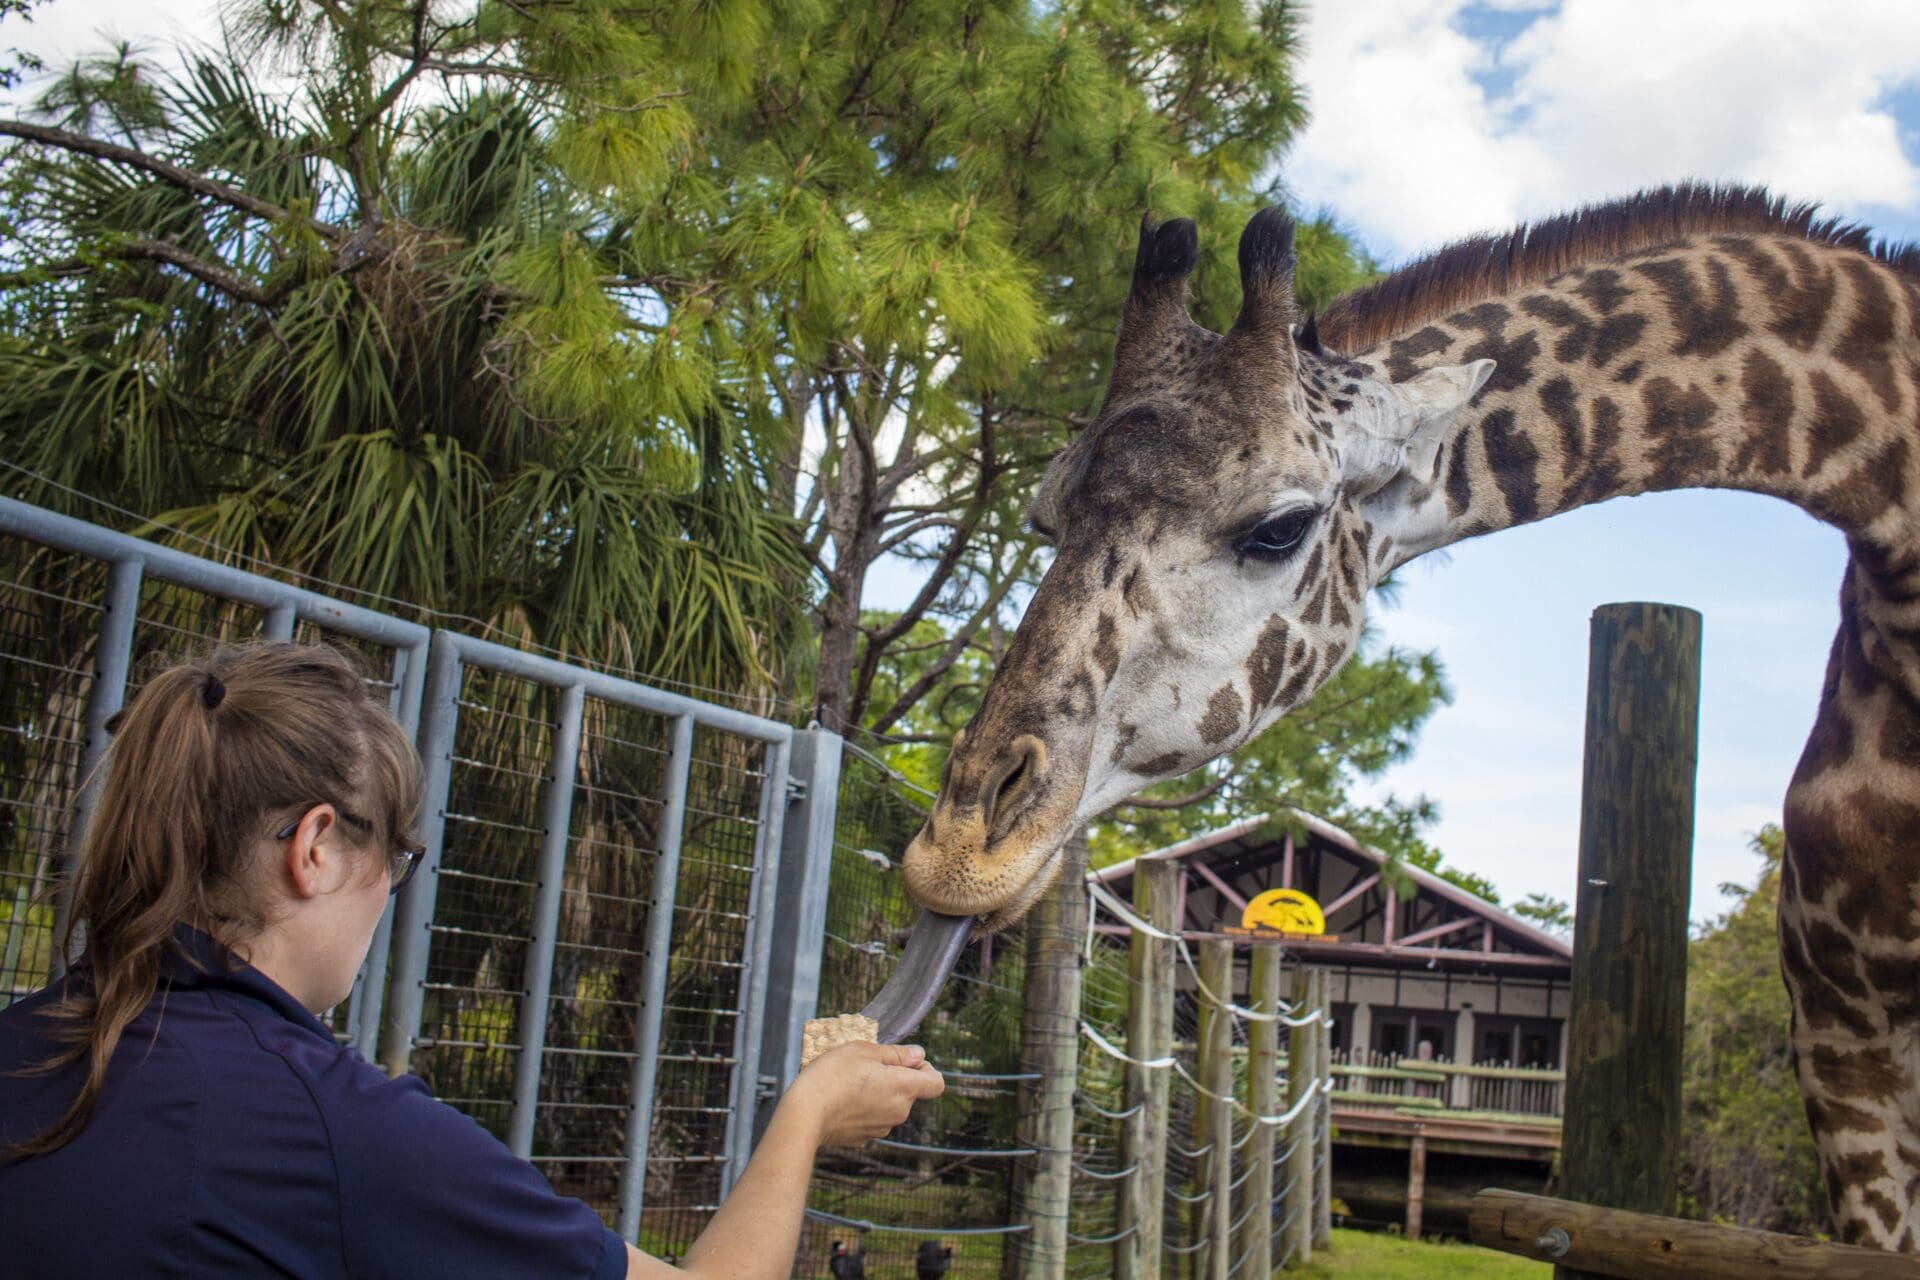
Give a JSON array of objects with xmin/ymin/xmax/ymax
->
[
  {"xmin": 529, "ymin": 698, "xmax": 671, "ymax": 1226},
  {"xmin": 0, "ymin": 538, "xmax": 101, "ymax": 1004},
  {"xmin": 800, "ymin": 748, "xmax": 1026, "ymax": 1279},
  {"xmin": 409, "ymin": 665, "xmax": 558, "ymax": 1138},
  {"xmin": 383, "ymin": 633, "xmax": 796, "ymax": 1251},
  {"xmin": 633, "ymin": 725, "xmax": 769, "ymax": 1257}
]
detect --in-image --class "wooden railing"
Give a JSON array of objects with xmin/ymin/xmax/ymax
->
[{"xmin": 1330, "ymin": 1048, "xmax": 1564, "ymax": 1122}]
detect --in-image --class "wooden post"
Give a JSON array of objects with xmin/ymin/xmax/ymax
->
[
  {"xmin": 1282, "ymin": 968, "xmax": 1314, "ymax": 1268},
  {"xmin": 1118, "ymin": 860, "xmax": 1177, "ymax": 1280},
  {"xmin": 1193, "ymin": 939, "xmax": 1234, "ymax": 1280},
  {"xmin": 1560, "ymin": 605, "xmax": 1700, "ymax": 1280},
  {"xmin": 1471, "ymin": 1188, "xmax": 1920, "ymax": 1280},
  {"xmin": 1406, "ymin": 1130, "xmax": 1428, "ymax": 1241},
  {"xmin": 1312, "ymin": 968, "xmax": 1332, "ymax": 1251},
  {"xmin": 1004, "ymin": 832, "xmax": 1088, "ymax": 1280},
  {"xmin": 1239, "ymin": 943, "xmax": 1280, "ymax": 1279}
]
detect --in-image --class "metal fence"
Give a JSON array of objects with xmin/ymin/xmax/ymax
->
[{"xmin": 0, "ymin": 497, "xmax": 835, "ymax": 1260}]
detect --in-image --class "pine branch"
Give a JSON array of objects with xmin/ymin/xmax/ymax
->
[
  {"xmin": 0, "ymin": 119, "xmax": 342, "ymax": 240},
  {"xmin": 0, "ymin": 239, "xmax": 273, "ymax": 306}
]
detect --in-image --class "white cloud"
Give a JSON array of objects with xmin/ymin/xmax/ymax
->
[{"xmin": 1288, "ymin": 0, "xmax": 1920, "ymax": 261}]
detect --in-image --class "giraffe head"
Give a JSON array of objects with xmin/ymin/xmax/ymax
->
[{"xmin": 900, "ymin": 209, "xmax": 1495, "ymax": 930}]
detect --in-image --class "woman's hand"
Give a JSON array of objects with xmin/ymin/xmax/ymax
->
[{"xmin": 786, "ymin": 1042, "xmax": 946, "ymax": 1148}]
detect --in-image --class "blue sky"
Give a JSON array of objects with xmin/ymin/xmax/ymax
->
[{"xmin": 10, "ymin": 1, "xmax": 1920, "ymax": 921}]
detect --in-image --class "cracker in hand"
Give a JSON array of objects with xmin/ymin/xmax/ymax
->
[{"xmin": 801, "ymin": 1013, "xmax": 879, "ymax": 1067}]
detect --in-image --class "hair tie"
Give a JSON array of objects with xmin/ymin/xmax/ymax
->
[{"xmin": 202, "ymin": 674, "xmax": 226, "ymax": 710}]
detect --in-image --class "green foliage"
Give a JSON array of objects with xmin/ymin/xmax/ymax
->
[
  {"xmin": 1512, "ymin": 892, "xmax": 1572, "ymax": 937},
  {"xmin": 1679, "ymin": 824, "xmax": 1826, "ymax": 1235}
]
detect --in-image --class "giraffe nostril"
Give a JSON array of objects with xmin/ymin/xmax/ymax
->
[{"xmin": 982, "ymin": 735, "xmax": 1048, "ymax": 836}]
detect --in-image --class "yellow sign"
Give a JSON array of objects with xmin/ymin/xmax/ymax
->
[{"xmin": 1238, "ymin": 888, "xmax": 1327, "ymax": 937}]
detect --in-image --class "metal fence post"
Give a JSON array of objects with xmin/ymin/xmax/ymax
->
[
  {"xmin": 754, "ymin": 728, "xmax": 844, "ymax": 1120},
  {"xmin": 263, "ymin": 601, "xmax": 296, "ymax": 640},
  {"xmin": 53, "ymin": 555, "xmax": 142, "ymax": 972},
  {"xmin": 379, "ymin": 630, "xmax": 464, "ymax": 1076},
  {"xmin": 724, "ymin": 732, "xmax": 793, "ymax": 1192},
  {"xmin": 1117, "ymin": 859, "xmax": 1176, "ymax": 1280},
  {"xmin": 351, "ymin": 635, "xmax": 433, "ymax": 1055},
  {"xmin": 1242, "ymin": 942, "xmax": 1280, "ymax": 1278},
  {"xmin": 507, "ymin": 682, "xmax": 585, "ymax": 1157},
  {"xmin": 616, "ymin": 713, "xmax": 694, "ymax": 1241}
]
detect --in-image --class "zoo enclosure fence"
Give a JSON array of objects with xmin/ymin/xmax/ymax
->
[
  {"xmin": 0, "ymin": 494, "xmax": 1336, "ymax": 1276},
  {"xmin": 0, "ymin": 495, "xmax": 832, "ymax": 1260}
]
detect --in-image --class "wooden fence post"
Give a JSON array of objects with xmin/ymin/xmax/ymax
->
[
  {"xmin": 1240, "ymin": 942, "xmax": 1281, "ymax": 1278},
  {"xmin": 1559, "ymin": 604, "xmax": 1701, "ymax": 1280},
  {"xmin": 1313, "ymin": 968, "xmax": 1333, "ymax": 1251},
  {"xmin": 1196, "ymin": 939, "xmax": 1234, "ymax": 1280},
  {"xmin": 1118, "ymin": 860, "xmax": 1177, "ymax": 1280},
  {"xmin": 1283, "ymin": 967, "xmax": 1315, "ymax": 1268},
  {"xmin": 1406, "ymin": 1130, "xmax": 1428, "ymax": 1241},
  {"xmin": 1005, "ymin": 832, "xmax": 1088, "ymax": 1280}
]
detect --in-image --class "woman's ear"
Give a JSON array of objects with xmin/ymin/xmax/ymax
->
[{"xmin": 281, "ymin": 805, "xmax": 342, "ymax": 899}]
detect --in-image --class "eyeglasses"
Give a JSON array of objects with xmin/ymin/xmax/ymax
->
[{"xmin": 276, "ymin": 808, "xmax": 427, "ymax": 895}]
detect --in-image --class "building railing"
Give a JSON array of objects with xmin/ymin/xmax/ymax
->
[{"xmin": 1330, "ymin": 1047, "xmax": 1565, "ymax": 1123}]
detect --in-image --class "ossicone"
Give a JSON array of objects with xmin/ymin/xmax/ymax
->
[{"xmin": 1230, "ymin": 205, "xmax": 1298, "ymax": 343}]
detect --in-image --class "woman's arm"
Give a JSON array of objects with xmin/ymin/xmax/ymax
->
[{"xmin": 624, "ymin": 1042, "xmax": 944, "ymax": 1280}]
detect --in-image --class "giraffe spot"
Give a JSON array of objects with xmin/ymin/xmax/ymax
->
[
  {"xmin": 1110, "ymin": 720, "xmax": 1139, "ymax": 766},
  {"xmin": 1819, "ymin": 436, "xmax": 1912, "ymax": 533},
  {"xmin": 1800, "ymin": 919, "xmax": 1872, "ymax": 1001},
  {"xmin": 1794, "ymin": 697, "xmax": 1856, "ymax": 784},
  {"xmin": 1319, "ymin": 640, "xmax": 1350, "ymax": 678},
  {"xmin": 1445, "ymin": 431, "xmax": 1475, "ymax": 519},
  {"xmin": 1101, "ymin": 544, "xmax": 1123, "ymax": 589},
  {"xmin": 1639, "ymin": 377, "xmax": 1721, "ymax": 488},
  {"xmin": 1301, "ymin": 576, "xmax": 1331, "ymax": 627},
  {"xmin": 1572, "ymin": 268, "xmax": 1630, "ymax": 314},
  {"xmin": 1716, "ymin": 236, "xmax": 1835, "ymax": 350},
  {"xmin": 1837, "ymin": 260, "xmax": 1902, "ymax": 413},
  {"xmin": 1825, "ymin": 786, "xmax": 1920, "ymax": 941},
  {"xmin": 1633, "ymin": 255, "xmax": 1748, "ymax": 357},
  {"xmin": 1612, "ymin": 360, "xmax": 1643, "ymax": 384},
  {"xmin": 1539, "ymin": 376, "xmax": 1584, "ymax": 463},
  {"xmin": 1520, "ymin": 294, "xmax": 1595, "ymax": 363},
  {"xmin": 1293, "ymin": 544, "xmax": 1325, "ymax": 601},
  {"xmin": 1329, "ymin": 591, "xmax": 1351, "ymax": 629},
  {"xmin": 1835, "ymin": 1151, "xmax": 1891, "ymax": 1185},
  {"xmin": 1138, "ymin": 751, "xmax": 1186, "ymax": 777},
  {"xmin": 1803, "ymin": 371, "xmax": 1866, "ymax": 479},
  {"xmin": 1563, "ymin": 395, "xmax": 1627, "ymax": 508},
  {"xmin": 1812, "ymin": 1043, "xmax": 1904, "ymax": 1105},
  {"xmin": 1860, "ymin": 951, "xmax": 1920, "ymax": 1018},
  {"xmin": 1384, "ymin": 326, "xmax": 1454, "ymax": 381},
  {"xmin": 1246, "ymin": 616, "xmax": 1291, "ymax": 707},
  {"xmin": 1481, "ymin": 409, "xmax": 1542, "ymax": 523},
  {"xmin": 1782, "ymin": 923, "xmax": 1878, "ymax": 1039},
  {"xmin": 1810, "ymin": 1096, "xmax": 1885, "ymax": 1137},
  {"xmin": 1276, "ymin": 653, "xmax": 1317, "ymax": 708},
  {"xmin": 1865, "ymin": 1189, "xmax": 1905, "ymax": 1236},
  {"xmin": 1198, "ymin": 685, "xmax": 1243, "ymax": 744},
  {"xmin": 1732, "ymin": 350, "xmax": 1794, "ymax": 476},
  {"xmin": 1092, "ymin": 612, "xmax": 1121, "ymax": 681},
  {"xmin": 1121, "ymin": 565, "xmax": 1154, "ymax": 619},
  {"xmin": 1589, "ymin": 313, "xmax": 1648, "ymax": 368},
  {"xmin": 1458, "ymin": 318, "xmax": 1540, "ymax": 392}
]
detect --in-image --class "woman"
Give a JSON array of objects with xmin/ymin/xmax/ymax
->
[{"xmin": 0, "ymin": 642, "xmax": 942, "ymax": 1278}]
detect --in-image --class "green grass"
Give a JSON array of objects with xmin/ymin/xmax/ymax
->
[{"xmin": 1293, "ymin": 1227, "xmax": 1551, "ymax": 1278}]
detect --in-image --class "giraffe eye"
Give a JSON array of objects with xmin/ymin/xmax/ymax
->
[{"xmin": 1235, "ymin": 508, "xmax": 1317, "ymax": 562}]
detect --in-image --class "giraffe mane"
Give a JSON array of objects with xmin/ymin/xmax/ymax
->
[{"xmin": 1314, "ymin": 181, "xmax": 1920, "ymax": 354}]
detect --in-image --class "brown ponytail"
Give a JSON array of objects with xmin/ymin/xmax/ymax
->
[{"xmin": 8, "ymin": 641, "xmax": 424, "ymax": 1157}]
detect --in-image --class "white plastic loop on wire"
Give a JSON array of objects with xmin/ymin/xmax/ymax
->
[
  {"xmin": 1085, "ymin": 881, "xmax": 1324, "ymax": 1027},
  {"xmin": 1078, "ymin": 1021, "xmax": 1330, "ymax": 1129}
]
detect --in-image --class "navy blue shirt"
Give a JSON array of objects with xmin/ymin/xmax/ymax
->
[{"xmin": 0, "ymin": 929, "xmax": 628, "ymax": 1280}]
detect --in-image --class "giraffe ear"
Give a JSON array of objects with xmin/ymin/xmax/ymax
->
[{"xmin": 1338, "ymin": 359, "xmax": 1496, "ymax": 497}]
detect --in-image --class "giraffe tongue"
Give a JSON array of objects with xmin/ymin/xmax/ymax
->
[{"xmin": 858, "ymin": 910, "xmax": 976, "ymax": 1044}]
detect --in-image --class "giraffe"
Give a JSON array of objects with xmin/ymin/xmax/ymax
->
[{"xmin": 894, "ymin": 185, "xmax": 1920, "ymax": 1249}]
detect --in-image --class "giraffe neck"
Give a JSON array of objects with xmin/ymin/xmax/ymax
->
[{"xmin": 1362, "ymin": 231, "xmax": 1920, "ymax": 661}]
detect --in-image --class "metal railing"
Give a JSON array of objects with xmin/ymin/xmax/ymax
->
[{"xmin": 0, "ymin": 497, "xmax": 841, "ymax": 1259}]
